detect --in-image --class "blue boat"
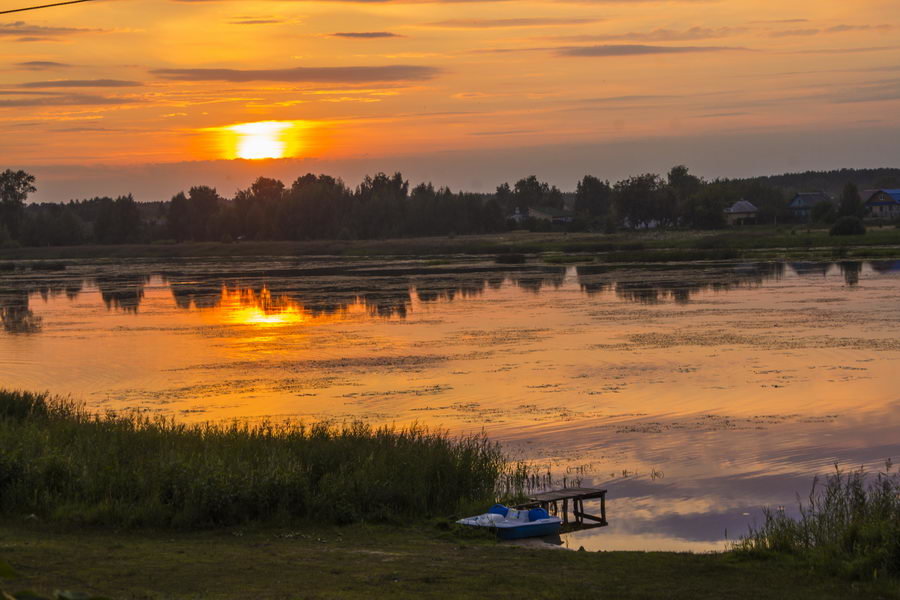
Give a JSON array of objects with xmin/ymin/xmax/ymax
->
[{"xmin": 457, "ymin": 504, "xmax": 562, "ymax": 540}]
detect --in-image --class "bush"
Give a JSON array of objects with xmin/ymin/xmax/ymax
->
[
  {"xmin": 0, "ymin": 390, "xmax": 526, "ymax": 528},
  {"xmin": 830, "ymin": 217, "xmax": 866, "ymax": 236},
  {"xmin": 736, "ymin": 464, "xmax": 900, "ymax": 581}
]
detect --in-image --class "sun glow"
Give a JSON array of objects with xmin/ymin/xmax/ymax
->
[
  {"xmin": 213, "ymin": 121, "xmax": 306, "ymax": 160},
  {"xmin": 217, "ymin": 287, "xmax": 307, "ymax": 327}
]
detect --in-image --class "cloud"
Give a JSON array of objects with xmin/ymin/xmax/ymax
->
[
  {"xmin": 0, "ymin": 93, "xmax": 140, "ymax": 107},
  {"xmin": 826, "ymin": 24, "xmax": 892, "ymax": 33},
  {"xmin": 15, "ymin": 61, "xmax": 72, "ymax": 70},
  {"xmin": 330, "ymin": 31, "xmax": 403, "ymax": 38},
  {"xmin": 792, "ymin": 45, "xmax": 899, "ymax": 55},
  {"xmin": 0, "ymin": 21, "xmax": 101, "ymax": 39},
  {"xmin": 551, "ymin": 26, "xmax": 746, "ymax": 43},
  {"xmin": 426, "ymin": 18, "xmax": 600, "ymax": 29},
  {"xmin": 829, "ymin": 77, "xmax": 900, "ymax": 104},
  {"xmin": 152, "ymin": 64, "xmax": 441, "ymax": 82},
  {"xmin": 557, "ymin": 44, "xmax": 746, "ymax": 57},
  {"xmin": 20, "ymin": 79, "xmax": 141, "ymax": 88},
  {"xmin": 769, "ymin": 28, "xmax": 820, "ymax": 38},
  {"xmin": 228, "ymin": 18, "xmax": 285, "ymax": 25},
  {"xmin": 751, "ymin": 19, "xmax": 809, "ymax": 24},
  {"xmin": 770, "ymin": 24, "xmax": 892, "ymax": 38}
]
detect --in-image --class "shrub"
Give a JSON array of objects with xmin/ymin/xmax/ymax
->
[
  {"xmin": 830, "ymin": 217, "xmax": 866, "ymax": 236},
  {"xmin": 736, "ymin": 464, "xmax": 900, "ymax": 581},
  {"xmin": 0, "ymin": 390, "xmax": 525, "ymax": 528}
]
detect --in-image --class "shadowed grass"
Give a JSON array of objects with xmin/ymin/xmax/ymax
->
[
  {"xmin": 735, "ymin": 464, "xmax": 900, "ymax": 581},
  {"xmin": 0, "ymin": 390, "xmax": 527, "ymax": 528}
]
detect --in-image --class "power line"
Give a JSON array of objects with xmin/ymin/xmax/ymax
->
[{"xmin": 0, "ymin": 0, "xmax": 97, "ymax": 15}]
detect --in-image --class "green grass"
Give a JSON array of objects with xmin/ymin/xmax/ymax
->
[
  {"xmin": 736, "ymin": 465, "xmax": 900, "ymax": 582},
  {"xmin": 2, "ymin": 228, "xmax": 900, "ymax": 261},
  {"xmin": 2, "ymin": 523, "xmax": 894, "ymax": 600},
  {"xmin": 0, "ymin": 390, "xmax": 525, "ymax": 528}
]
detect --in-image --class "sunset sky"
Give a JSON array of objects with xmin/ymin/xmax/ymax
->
[{"xmin": 2, "ymin": 0, "xmax": 899, "ymax": 201}]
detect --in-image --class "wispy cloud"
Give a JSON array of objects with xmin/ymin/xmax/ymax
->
[
  {"xmin": 0, "ymin": 93, "xmax": 140, "ymax": 107},
  {"xmin": 152, "ymin": 64, "xmax": 441, "ymax": 82},
  {"xmin": 557, "ymin": 44, "xmax": 747, "ymax": 57},
  {"xmin": 330, "ymin": 31, "xmax": 403, "ymax": 38},
  {"xmin": 549, "ymin": 26, "xmax": 746, "ymax": 43},
  {"xmin": 426, "ymin": 18, "xmax": 600, "ymax": 29},
  {"xmin": 15, "ymin": 60, "xmax": 72, "ymax": 70},
  {"xmin": 770, "ymin": 24, "xmax": 892, "ymax": 38},
  {"xmin": 769, "ymin": 28, "xmax": 819, "ymax": 38},
  {"xmin": 20, "ymin": 79, "xmax": 141, "ymax": 88},
  {"xmin": 228, "ymin": 18, "xmax": 285, "ymax": 25},
  {"xmin": 0, "ymin": 21, "xmax": 102, "ymax": 40}
]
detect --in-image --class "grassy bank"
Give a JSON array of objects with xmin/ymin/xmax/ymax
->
[
  {"xmin": 1, "ymin": 523, "xmax": 893, "ymax": 600},
  {"xmin": 2, "ymin": 227, "xmax": 900, "ymax": 262},
  {"xmin": 736, "ymin": 465, "xmax": 900, "ymax": 582},
  {"xmin": 0, "ymin": 390, "xmax": 522, "ymax": 528}
]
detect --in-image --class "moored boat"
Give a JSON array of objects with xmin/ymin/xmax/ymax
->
[{"xmin": 457, "ymin": 504, "xmax": 562, "ymax": 540}]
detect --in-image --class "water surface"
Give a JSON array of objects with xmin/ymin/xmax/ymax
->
[{"xmin": 2, "ymin": 257, "xmax": 899, "ymax": 551}]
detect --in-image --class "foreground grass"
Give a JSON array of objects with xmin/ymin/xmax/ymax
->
[
  {"xmin": 2, "ymin": 523, "xmax": 895, "ymax": 600},
  {"xmin": 0, "ymin": 391, "xmax": 520, "ymax": 528},
  {"xmin": 2, "ymin": 227, "xmax": 900, "ymax": 261}
]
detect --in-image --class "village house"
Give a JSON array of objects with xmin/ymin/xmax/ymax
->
[
  {"xmin": 528, "ymin": 206, "xmax": 575, "ymax": 225},
  {"xmin": 864, "ymin": 189, "xmax": 900, "ymax": 220},
  {"xmin": 724, "ymin": 199, "xmax": 758, "ymax": 226},
  {"xmin": 788, "ymin": 192, "xmax": 833, "ymax": 222},
  {"xmin": 510, "ymin": 206, "xmax": 575, "ymax": 225}
]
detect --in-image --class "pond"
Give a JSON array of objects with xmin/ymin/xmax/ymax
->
[{"xmin": 2, "ymin": 257, "xmax": 899, "ymax": 551}]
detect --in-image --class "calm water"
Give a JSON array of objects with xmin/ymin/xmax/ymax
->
[{"xmin": 2, "ymin": 257, "xmax": 900, "ymax": 551}]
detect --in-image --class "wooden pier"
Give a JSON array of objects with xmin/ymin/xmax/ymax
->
[{"xmin": 516, "ymin": 487, "xmax": 608, "ymax": 527}]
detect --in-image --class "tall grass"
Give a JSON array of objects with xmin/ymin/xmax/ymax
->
[
  {"xmin": 0, "ymin": 390, "xmax": 526, "ymax": 528},
  {"xmin": 736, "ymin": 464, "xmax": 900, "ymax": 581}
]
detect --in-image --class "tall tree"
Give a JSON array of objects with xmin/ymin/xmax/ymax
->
[
  {"xmin": 837, "ymin": 182, "xmax": 863, "ymax": 218},
  {"xmin": 613, "ymin": 174, "xmax": 664, "ymax": 229},
  {"xmin": 0, "ymin": 169, "xmax": 36, "ymax": 239},
  {"xmin": 574, "ymin": 175, "xmax": 612, "ymax": 219}
]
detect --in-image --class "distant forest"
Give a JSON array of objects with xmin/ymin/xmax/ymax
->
[{"xmin": 1, "ymin": 167, "xmax": 899, "ymax": 247}]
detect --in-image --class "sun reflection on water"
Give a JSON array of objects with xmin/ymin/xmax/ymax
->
[{"xmin": 217, "ymin": 287, "xmax": 307, "ymax": 327}]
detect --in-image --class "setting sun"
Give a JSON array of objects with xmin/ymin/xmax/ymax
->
[{"xmin": 210, "ymin": 121, "xmax": 307, "ymax": 160}]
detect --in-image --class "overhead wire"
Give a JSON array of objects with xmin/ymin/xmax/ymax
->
[{"xmin": 1, "ymin": 0, "xmax": 98, "ymax": 16}]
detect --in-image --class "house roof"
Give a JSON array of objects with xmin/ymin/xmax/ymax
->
[
  {"xmin": 724, "ymin": 200, "xmax": 758, "ymax": 214},
  {"xmin": 789, "ymin": 192, "xmax": 832, "ymax": 209},
  {"xmin": 865, "ymin": 189, "xmax": 900, "ymax": 205}
]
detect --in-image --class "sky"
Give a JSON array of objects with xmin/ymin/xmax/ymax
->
[{"xmin": 1, "ymin": 0, "xmax": 899, "ymax": 201}]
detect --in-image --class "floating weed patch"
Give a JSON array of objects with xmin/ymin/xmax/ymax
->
[{"xmin": 0, "ymin": 390, "xmax": 527, "ymax": 528}]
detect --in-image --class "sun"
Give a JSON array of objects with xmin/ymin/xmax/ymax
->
[{"xmin": 207, "ymin": 120, "xmax": 307, "ymax": 160}]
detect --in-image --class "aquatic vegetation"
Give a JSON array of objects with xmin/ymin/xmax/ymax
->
[
  {"xmin": 0, "ymin": 390, "xmax": 526, "ymax": 528},
  {"xmin": 736, "ymin": 464, "xmax": 900, "ymax": 581}
]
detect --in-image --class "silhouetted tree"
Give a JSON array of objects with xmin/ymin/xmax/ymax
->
[
  {"xmin": 574, "ymin": 175, "xmax": 612, "ymax": 220},
  {"xmin": 838, "ymin": 183, "xmax": 863, "ymax": 218},
  {"xmin": 0, "ymin": 169, "xmax": 35, "ymax": 239},
  {"xmin": 613, "ymin": 174, "xmax": 664, "ymax": 229}
]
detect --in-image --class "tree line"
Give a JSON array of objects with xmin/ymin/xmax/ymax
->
[{"xmin": 0, "ymin": 166, "xmax": 885, "ymax": 247}]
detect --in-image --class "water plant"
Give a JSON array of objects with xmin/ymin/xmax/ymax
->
[
  {"xmin": 0, "ymin": 390, "xmax": 525, "ymax": 528},
  {"xmin": 735, "ymin": 463, "xmax": 900, "ymax": 581}
]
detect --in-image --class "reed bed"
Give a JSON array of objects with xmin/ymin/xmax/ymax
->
[
  {"xmin": 0, "ymin": 390, "xmax": 527, "ymax": 528},
  {"xmin": 736, "ymin": 464, "xmax": 900, "ymax": 581}
]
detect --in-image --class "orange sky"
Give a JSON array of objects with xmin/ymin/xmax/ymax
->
[{"xmin": 1, "ymin": 0, "xmax": 899, "ymax": 199}]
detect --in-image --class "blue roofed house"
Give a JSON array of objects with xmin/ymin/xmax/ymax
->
[
  {"xmin": 864, "ymin": 190, "xmax": 900, "ymax": 220},
  {"xmin": 788, "ymin": 192, "xmax": 833, "ymax": 222}
]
